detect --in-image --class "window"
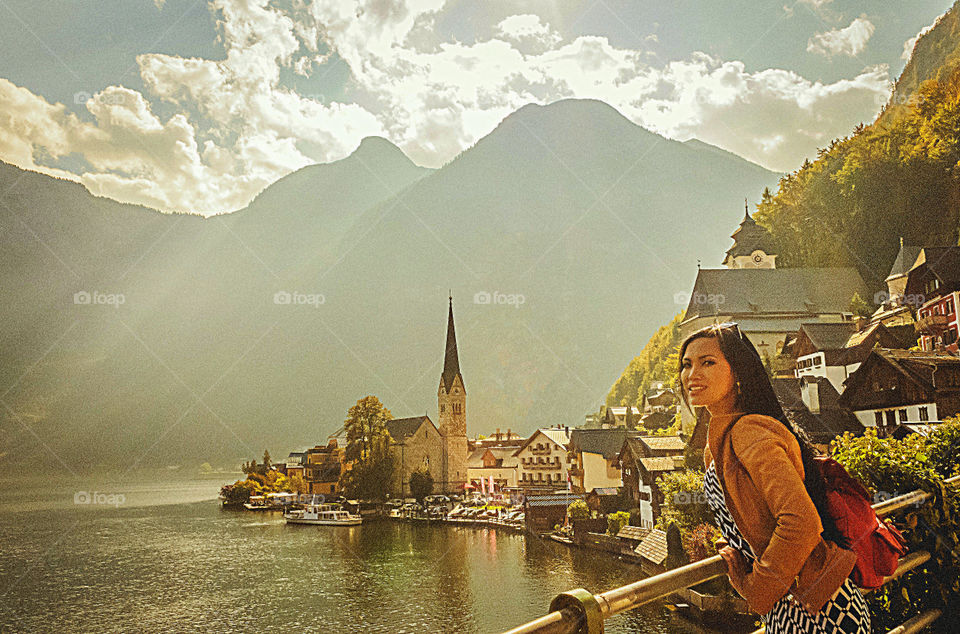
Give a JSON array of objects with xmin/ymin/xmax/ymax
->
[
  {"xmin": 948, "ymin": 299, "xmax": 955, "ymax": 315},
  {"xmin": 440, "ymin": 404, "xmax": 444, "ymax": 413},
  {"xmin": 875, "ymin": 411, "xmax": 883, "ymax": 426},
  {"xmin": 885, "ymin": 410, "xmax": 896, "ymax": 426},
  {"xmin": 919, "ymin": 406, "xmax": 929, "ymax": 421},
  {"xmin": 899, "ymin": 409, "xmax": 908, "ymax": 422}
]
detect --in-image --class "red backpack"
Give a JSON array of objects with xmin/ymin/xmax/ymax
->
[{"xmin": 814, "ymin": 456, "xmax": 908, "ymax": 589}]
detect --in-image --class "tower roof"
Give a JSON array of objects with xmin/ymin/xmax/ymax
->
[
  {"xmin": 441, "ymin": 296, "xmax": 463, "ymax": 392},
  {"xmin": 724, "ymin": 200, "xmax": 776, "ymax": 261}
]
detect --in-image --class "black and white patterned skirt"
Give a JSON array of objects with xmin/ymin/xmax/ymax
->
[{"xmin": 703, "ymin": 462, "xmax": 870, "ymax": 633}]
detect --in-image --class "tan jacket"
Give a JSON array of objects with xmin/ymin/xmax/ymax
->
[{"xmin": 703, "ymin": 412, "xmax": 858, "ymax": 616}]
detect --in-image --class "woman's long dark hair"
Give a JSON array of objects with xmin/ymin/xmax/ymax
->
[{"xmin": 678, "ymin": 322, "xmax": 847, "ymax": 548}]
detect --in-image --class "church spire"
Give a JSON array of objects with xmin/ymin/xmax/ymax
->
[{"xmin": 441, "ymin": 295, "xmax": 462, "ymax": 392}]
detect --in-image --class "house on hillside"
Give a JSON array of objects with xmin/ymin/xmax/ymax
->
[
  {"xmin": 838, "ymin": 348, "xmax": 960, "ymax": 435},
  {"xmin": 870, "ymin": 239, "xmax": 923, "ymax": 328},
  {"xmin": 617, "ymin": 437, "xmax": 684, "ymax": 528},
  {"xmin": 906, "ymin": 247, "xmax": 960, "ymax": 353}
]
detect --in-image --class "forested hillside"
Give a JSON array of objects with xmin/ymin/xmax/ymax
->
[{"xmin": 608, "ymin": 2, "xmax": 960, "ymax": 406}]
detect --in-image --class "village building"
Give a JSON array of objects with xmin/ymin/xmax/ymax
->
[
  {"xmin": 602, "ymin": 406, "xmax": 642, "ymax": 428},
  {"xmin": 522, "ymin": 492, "xmax": 582, "ymax": 534},
  {"xmin": 905, "ymin": 247, "xmax": 960, "ymax": 353},
  {"xmin": 770, "ymin": 377, "xmax": 863, "ymax": 449},
  {"xmin": 466, "ymin": 445, "xmax": 519, "ymax": 489},
  {"xmin": 283, "ymin": 451, "xmax": 306, "ymax": 481},
  {"xmin": 514, "ymin": 426, "xmax": 573, "ymax": 490},
  {"xmin": 838, "ymin": 348, "xmax": 960, "ymax": 435},
  {"xmin": 792, "ymin": 321, "xmax": 912, "ymax": 393},
  {"xmin": 616, "ymin": 436, "xmax": 685, "ymax": 529},
  {"xmin": 386, "ymin": 415, "xmax": 444, "ymax": 497},
  {"xmin": 870, "ymin": 239, "xmax": 923, "ymax": 328},
  {"xmin": 567, "ymin": 428, "xmax": 638, "ymax": 493},
  {"xmin": 641, "ymin": 383, "xmax": 677, "ymax": 414},
  {"xmin": 469, "ymin": 428, "xmax": 524, "ymax": 451},
  {"xmin": 303, "ymin": 440, "xmax": 346, "ymax": 496}
]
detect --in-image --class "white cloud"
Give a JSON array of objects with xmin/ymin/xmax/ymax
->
[
  {"xmin": 495, "ymin": 15, "xmax": 562, "ymax": 53},
  {"xmin": 807, "ymin": 16, "xmax": 875, "ymax": 58},
  {"xmin": 0, "ymin": 0, "xmax": 895, "ymax": 212}
]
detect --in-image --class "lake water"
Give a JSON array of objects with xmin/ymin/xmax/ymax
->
[{"xmin": 0, "ymin": 478, "xmax": 681, "ymax": 632}]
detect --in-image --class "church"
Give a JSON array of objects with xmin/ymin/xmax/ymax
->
[
  {"xmin": 679, "ymin": 202, "xmax": 869, "ymax": 359},
  {"xmin": 386, "ymin": 296, "xmax": 469, "ymax": 496}
]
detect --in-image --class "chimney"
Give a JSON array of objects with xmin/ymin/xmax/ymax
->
[
  {"xmin": 496, "ymin": 428, "xmax": 501, "ymax": 441},
  {"xmin": 507, "ymin": 428, "xmax": 512, "ymax": 440},
  {"xmin": 565, "ymin": 425, "xmax": 569, "ymax": 436}
]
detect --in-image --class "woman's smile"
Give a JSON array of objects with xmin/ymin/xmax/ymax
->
[{"xmin": 681, "ymin": 336, "xmax": 737, "ymax": 414}]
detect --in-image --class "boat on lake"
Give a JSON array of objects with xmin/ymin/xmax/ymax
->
[{"xmin": 284, "ymin": 503, "xmax": 362, "ymax": 526}]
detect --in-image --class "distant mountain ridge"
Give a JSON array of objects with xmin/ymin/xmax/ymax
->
[{"xmin": 0, "ymin": 99, "xmax": 779, "ymax": 472}]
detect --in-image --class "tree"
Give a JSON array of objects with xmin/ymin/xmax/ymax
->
[
  {"xmin": 262, "ymin": 450, "xmax": 272, "ymax": 470},
  {"xmin": 409, "ymin": 466, "xmax": 434, "ymax": 504},
  {"xmin": 339, "ymin": 395, "xmax": 396, "ymax": 501},
  {"xmin": 288, "ymin": 473, "xmax": 307, "ymax": 494},
  {"xmin": 849, "ymin": 292, "xmax": 873, "ymax": 318},
  {"xmin": 606, "ymin": 511, "xmax": 630, "ymax": 536},
  {"xmin": 567, "ymin": 499, "xmax": 590, "ymax": 520}
]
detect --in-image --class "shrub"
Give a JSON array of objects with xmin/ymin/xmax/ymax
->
[
  {"xmin": 831, "ymin": 428, "xmax": 960, "ymax": 632},
  {"xmin": 607, "ymin": 511, "xmax": 630, "ymax": 536}
]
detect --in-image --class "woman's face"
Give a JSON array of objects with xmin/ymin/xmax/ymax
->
[{"xmin": 681, "ymin": 335, "xmax": 737, "ymax": 411}]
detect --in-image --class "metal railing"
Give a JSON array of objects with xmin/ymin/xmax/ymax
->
[{"xmin": 503, "ymin": 474, "xmax": 959, "ymax": 634}]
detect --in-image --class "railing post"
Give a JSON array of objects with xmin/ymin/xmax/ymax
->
[{"xmin": 549, "ymin": 589, "xmax": 603, "ymax": 634}]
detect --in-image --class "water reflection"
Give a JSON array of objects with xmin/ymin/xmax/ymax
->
[{"xmin": 0, "ymin": 480, "xmax": 679, "ymax": 633}]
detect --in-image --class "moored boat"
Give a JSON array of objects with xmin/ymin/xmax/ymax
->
[{"xmin": 284, "ymin": 503, "xmax": 362, "ymax": 526}]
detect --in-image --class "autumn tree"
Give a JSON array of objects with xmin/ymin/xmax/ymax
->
[{"xmin": 339, "ymin": 395, "xmax": 397, "ymax": 501}]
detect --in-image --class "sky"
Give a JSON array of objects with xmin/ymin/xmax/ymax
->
[{"xmin": 0, "ymin": 0, "xmax": 952, "ymax": 215}]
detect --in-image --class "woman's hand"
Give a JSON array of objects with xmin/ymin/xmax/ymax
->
[{"xmin": 719, "ymin": 546, "xmax": 749, "ymax": 594}]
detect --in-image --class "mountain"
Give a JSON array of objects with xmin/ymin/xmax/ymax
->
[
  {"xmin": 890, "ymin": 1, "xmax": 960, "ymax": 112},
  {"xmin": 604, "ymin": 1, "xmax": 960, "ymax": 411},
  {"xmin": 0, "ymin": 99, "xmax": 779, "ymax": 472}
]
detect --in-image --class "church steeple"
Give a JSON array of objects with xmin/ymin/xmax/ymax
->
[
  {"xmin": 722, "ymin": 199, "xmax": 777, "ymax": 269},
  {"xmin": 441, "ymin": 294, "xmax": 463, "ymax": 393}
]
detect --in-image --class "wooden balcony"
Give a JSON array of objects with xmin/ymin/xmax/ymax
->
[{"xmin": 917, "ymin": 313, "xmax": 949, "ymax": 334}]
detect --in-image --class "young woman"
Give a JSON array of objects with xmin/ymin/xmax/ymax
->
[{"xmin": 679, "ymin": 322, "xmax": 870, "ymax": 633}]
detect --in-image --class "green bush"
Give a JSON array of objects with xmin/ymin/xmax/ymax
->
[
  {"xmin": 831, "ymin": 425, "xmax": 960, "ymax": 632},
  {"xmin": 607, "ymin": 511, "xmax": 630, "ymax": 536},
  {"xmin": 567, "ymin": 499, "xmax": 590, "ymax": 520},
  {"xmin": 655, "ymin": 469, "xmax": 712, "ymax": 534}
]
